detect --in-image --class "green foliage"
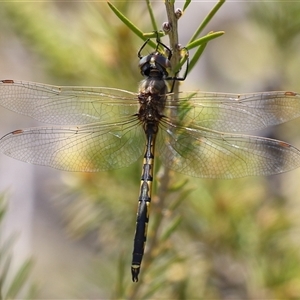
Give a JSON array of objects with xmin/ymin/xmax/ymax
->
[
  {"xmin": 0, "ymin": 197, "xmax": 36, "ymax": 299},
  {"xmin": 248, "ymin": 1, "xmax": 300, "ymax": 54},
  {"xmin": 108, "ymin": 0, "xmax": 224, "ymax": 75},
  {"xmin": 1, "ymin": 0, "xmax": 300, "ymax": 299}
]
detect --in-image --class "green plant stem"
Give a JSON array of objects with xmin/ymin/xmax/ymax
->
[{"xmin": 164, "ymin": 2, "xmax": 181, "ymax": 84}]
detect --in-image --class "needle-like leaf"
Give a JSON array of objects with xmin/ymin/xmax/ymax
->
[
  {"xmin": 188, "ymin": 0, "xmax": 226, "ymax": 43},
  {"xmin": 107, "ymin": 1, "xmax": 156, "ymax": 48},
  {"xmin": 183, "ymin": 0, "xmax": 191, "ymax": 12},
  {"xmin": 145, "ymin": 0, "xmax": 158, "ymax": 33},
  {"xmin": 186, "ymin": 31, "xmax": 225, "ymax": 50}
]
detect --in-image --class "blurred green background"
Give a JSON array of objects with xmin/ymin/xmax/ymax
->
[{"xmin": 1, "ymin": 1, "xmax": 300, "ymax": 299}]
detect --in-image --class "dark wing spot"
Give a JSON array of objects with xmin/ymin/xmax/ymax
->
[
  {"xmin": 1, "ymin": 79, "xmax": 14, "ymax": 84},
  {"xmin": 12, "ymin": 129, "xmax": 24, "ymax": 135},
  {"xmin": 285, "ymin": 91, "xmax": 297, "ymax": 96}
]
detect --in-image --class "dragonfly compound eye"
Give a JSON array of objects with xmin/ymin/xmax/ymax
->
[{"xmin": 139, "ymin": 53, "xmax": 171, "ymax": 78}]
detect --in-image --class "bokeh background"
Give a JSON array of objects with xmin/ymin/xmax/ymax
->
[{"xmin": 1, "ymin": 1, "xmax": 300, "ymax": 299}]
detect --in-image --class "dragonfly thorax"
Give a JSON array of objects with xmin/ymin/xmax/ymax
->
[{"xmin": 138, "ymin": 77, "xmax": 167, "ymax": 124}]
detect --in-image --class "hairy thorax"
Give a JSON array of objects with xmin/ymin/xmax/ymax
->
[{"xmin": 137, "ymin": 74, "xmax": 168, "ymax": 126}]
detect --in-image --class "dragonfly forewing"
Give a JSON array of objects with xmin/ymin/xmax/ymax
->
[
  {"xmin": 0, "ymin": 80, "xmax": 139, "ymax": 125},
  {"xmin": 166, "ymin": 91, "xmax": 300, "ymax": 133}
]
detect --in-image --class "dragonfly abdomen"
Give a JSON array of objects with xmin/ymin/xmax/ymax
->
[{"xmin": 131, "ymin": 123, "xmax": 157, "ymax": 282}]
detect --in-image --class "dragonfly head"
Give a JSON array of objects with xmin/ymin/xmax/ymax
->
[{"xmin": 139, "ymin": 52, "xmax": 171, "ymax": 79}]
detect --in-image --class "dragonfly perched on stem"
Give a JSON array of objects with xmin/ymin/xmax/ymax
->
[{"xmin": 1, "ymin": 36, "xmax": 300, "ymax": 282}]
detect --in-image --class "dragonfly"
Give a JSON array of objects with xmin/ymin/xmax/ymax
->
[{"xmin": 1, "ymin": 37, "xmax": 300, "ymax": 282}]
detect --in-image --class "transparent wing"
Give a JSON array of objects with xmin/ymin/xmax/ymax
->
[
  {"xmin": 0, "ymin": 117, "xmax": 145, "ymax": 172},
  {"xmin": 2, "ymin": 80, "xmax": 299, "ymax": 132},
  {"xmin": 0, "ymin": 80, "xmax": 139, "ymax": 125},
  {"xmin": 157, "ymin": 121, "xmax": 300, "ymax": 178},
  {"xmin": 165, "ymin": 91, "xmax": 300, "ymax": 132}
]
